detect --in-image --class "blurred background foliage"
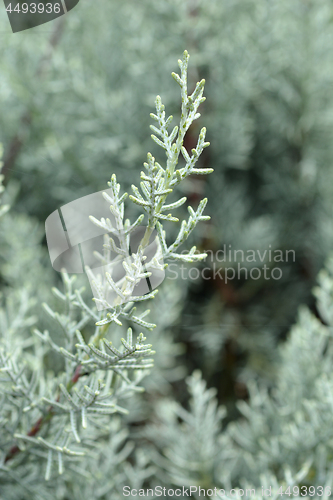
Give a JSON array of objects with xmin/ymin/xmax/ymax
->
[{"xmin": 0, "ymin": 0, "xmax": 333, "ymax": 495}]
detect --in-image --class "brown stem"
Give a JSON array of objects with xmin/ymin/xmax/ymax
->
[
  {"xmin": 4, "ymin": 416, "xmax": 43, "ymax": 463},
  {"xmin": 4, "ymin": 363, "xmax": 83, "ymax": 464}
]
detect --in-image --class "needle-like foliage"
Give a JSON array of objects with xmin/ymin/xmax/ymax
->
[{"xmin": 0, "ymin": 51, "xmax": 213, "ymax": 490}]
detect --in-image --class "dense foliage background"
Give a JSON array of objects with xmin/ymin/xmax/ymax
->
[{"xmin": 1, "ymin": 0, "xmax": 333, "ymax": 498}]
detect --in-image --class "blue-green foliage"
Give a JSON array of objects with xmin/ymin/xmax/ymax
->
[{"xmin": 0, "ymin": 0, "xmax": 333, "ymax": 498}]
